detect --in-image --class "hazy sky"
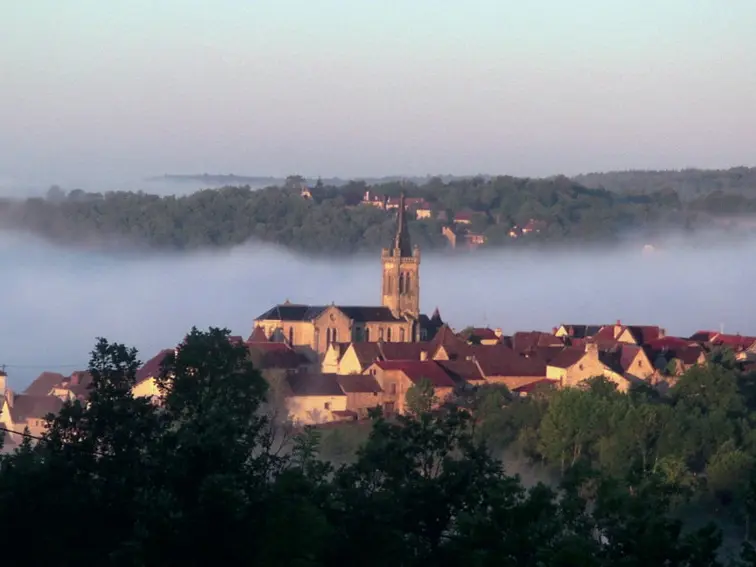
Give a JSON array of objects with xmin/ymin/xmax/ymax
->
[{"xmin": 2, "ymin": 0, "xmax": 755, "ymax": 187}]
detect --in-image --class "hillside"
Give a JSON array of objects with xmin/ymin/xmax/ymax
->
[{"xmin": 0, "ymin": 173, "xmax": 754, "ymax": 254}]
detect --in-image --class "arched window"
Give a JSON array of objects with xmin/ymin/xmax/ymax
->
[
  {"xmin": 387, "ymin": 328, "xmax": 392, "ymax": 342},
  {"xmin": 288, "ymin": 327, "xmax": 294, "ymax": 345},
  {"xmin": 379, "ymin": 327, "xmax": 384, "ymax": 341},
  {"xmin": 405, "ymin": 273, "xmax": 411, "ymax": 293},
  {"xmin": 332, "ymin": 328, "xmax": 338, "ymax": 343},
  {"xmin": 365, "ymin": 328, "xmax": 370, "ymax": 342},
  {"xmin": 400, "ymin": 328, "xmax": 405, "ymax": 342},
  {"xmin": 399, "ymin": 273, "xmax": 405, "ymax": 293},
  {"xmin": 326, "ymin": 328, "xmax": 332, "ymax": 345}
]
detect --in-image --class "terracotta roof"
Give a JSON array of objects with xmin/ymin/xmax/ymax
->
[
  {"xmin": 690, "ymin": 330, "xmax": 719, "ymax": 342},
  {"xmin": 247, "ymin": 343, "xmax": 306, "ymax": 370},
  {"xmin": 24, "ymin": 372, "xmax": 65, "ymax": 396},
  {"xmin": 136, "ymin": 349, "xmax": 174, "ymax": 384},
  {"xmin": 462, "ymin": 328, "xmax": 499, "ymax": 341},
  {"xmin": 511, "ymin": 331, "xmax": 562, "ymax": 351},
  {"xmin": 247, "ymin": 325, "xmax": 269, "ymax": 343},
  {"xmin": 646, "ymin": 337, "xmax": 698, "ymax": 350},
  {"xmin": 378, "ymin": 342, "xmax": 429, "ymax": 361},
  {"xmin": 336, "ymin": 374, "xmax": 382, "ymax": 393},
  {"xmin": 547, "ymin": 348, "xmax": 586, "ymax": 369},
  {"xmin": 374, "ymin": 360, "xmax": 456, "ymax": 388},
  {"xmin": 436, "ymin": 359, "xmax": 485, "ymax": 383},
  {"xmin": 466, "ymin": 345, "xmax": 547, "ymax": 378},
  {"xmin": 712, "ymin": 334, "xmax": 756, "ymax": 349},
  {"xmin": 619, "ymin": 326, "xmax": 661, "ymax": 344},
  {"xmin": 335, "ymin": 306, "xmax": 402, "ymax": 323},
  {"xmin": 286, "ymin": 373, "xmax": 345, "ymax": 397},
  {"xmin": 256, "ymin": 304, "xmax": 326, "ymax": 322},
  {"xmin": 228, "ymin": 335, "xmax": 244, "ymax": 346},
  {"xmin": 560, "ymin": 325, "xmax": 603, "ymax": 338},
  {"xmin": 10, "ymin": 395, "xmax": 63, "ymax": 422},
  {"xmin": 350, "ymin": 342, "xmax": 382, "ymax": 366}
]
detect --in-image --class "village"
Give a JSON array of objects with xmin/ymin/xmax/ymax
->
[{"xmin": 0, "ymin": 195, "xmax": 745, "ymax": 445}]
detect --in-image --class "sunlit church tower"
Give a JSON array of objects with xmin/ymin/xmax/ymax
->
[{"xmin": 381, "ymin": 193, "xmax": 421, "ymax": 319}]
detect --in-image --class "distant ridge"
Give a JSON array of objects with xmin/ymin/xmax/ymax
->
[{"xmin": 145, "ymin": 173, "xmax": 490, "ymax": 188}]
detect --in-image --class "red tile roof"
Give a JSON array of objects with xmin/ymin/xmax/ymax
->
[
  {"xmin": 436, "ymin": 359, "xmax": 485, "ymax": 383},
  {"xmin": 136, "ymin": 349, "xmax": 174, "ymax": 384},
  {"xmin": 247, "ymin": 342, "xmax": 306, "ymax": 370},
  {"xmin": 374, "ymin": 360, "xmax": 456, "ymax": 388},
  {"xmin": 378, "ymin": 342, "xmax": 430, "ymax": 361},
  {"xmin": 350, "ymin": 342, "xmax": 382, "ymax": 366},
  {"xmin": 24, "ymin": 372, "xmax": 65, "ymax": 396},
  {"xmin": 512, "ymin": 331, "xmax": 563, "ymax": 352},
  {"xmin": 462, "ymin": 328, "xmax": 499, "ymax": 342},
  {"xmin": 247, "ymin": 325, "xmax": 269, "ymax": 343},
  {"xmin": 286, "ymin": 373, "xmax": 345, "ymax": 397},
  {"xmin": 466, "ymin": 345, "xmax": 547, "ymax": 378},
  {"xmin": 10, "ymin": 395, "xmax": 63, "ymax": 422},
  {"xmin": 547, "ymin": 348, "xmax": 586, "ymax": 369},
  {"xmin": 336, "ymin": 374, "xmax": 382, "ymax": 394}
]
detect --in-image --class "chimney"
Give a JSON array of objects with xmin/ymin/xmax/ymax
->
[
  {"xmin": 494, "ymin": 328, "xmax": 503, "ymax": 337},
  {"xmin": 614, "ymin": 320, "xmax": 623, "ymax": 339},
  {"xmin": 585, "ymin": 342, "xmax": 599, "ymax": 357},
  {"xmin": 420, "ymin": 351, "xmax": 428, "ymax": 361}
]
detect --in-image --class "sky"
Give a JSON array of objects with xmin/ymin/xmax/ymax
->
[{"xmin": 2, "ymin": 0, "xmax": 756, "ymax": 189}]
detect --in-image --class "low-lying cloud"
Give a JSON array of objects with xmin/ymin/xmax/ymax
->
[{"xmin": 1, "ymin": 230, "xmax": 751, "ymax": 389}]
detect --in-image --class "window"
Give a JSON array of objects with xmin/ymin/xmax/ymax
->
[
  {"xmin": 400, "ymin": 328, "xmax": 405, "ymax": 342},
  {"xmin": 288, "ymin": 327, "xmax": 294, "ymax": 345},
  {"xmin": 332, "ymin": 328, "xmax": 338, "ymax": 343},
  {"xmin": 365, "ymin": 328, "xmax": 370, "ymax": 342},
  {"xmin": 421, "ymin": 329, "xmax": 428, "ymax": 341},
  {"xmin": 399, "ymin": 273, "xmax": 405, "ymax": 293},
  {"xmin": 326, "ymin": 328, "xmax": 331, "ymax": 344},
  {"xmin": 638, "ymin": 360, "xmax": 643, "ymax": 367},
  {"xmin": 379, "ymin": 327, "xmax": 384, "ymax": 341},
  {"xmin": 387, "ymin": 328, "xmax": 392, "ymax": 342},
  {"xmin": 390, "ymin": 383, "xmax": 397, "ymax": 395},
  {"xmin": 324, "ymin": 402, "xmax": 331, "ymax": 410},
  {"xmin": 579, "ymin": 363, "xmax": 584, "ymax": 371},
  {"xmin": 405, "ymin": 273, "xmax": 411, "ymax": 293}
]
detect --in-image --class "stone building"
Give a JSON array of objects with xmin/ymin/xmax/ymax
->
[{"xmin": 253, "ymin": 193, "xmax": 441, "ymax": 358}]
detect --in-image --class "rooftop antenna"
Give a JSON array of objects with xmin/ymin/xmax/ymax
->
[{"xmin": 720, "ymin": 322, "xmax": 725, "ymax": 335}]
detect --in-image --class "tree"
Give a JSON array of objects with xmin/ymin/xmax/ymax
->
[{"xmin": 405, "ymin": 377, "xmax": 437, "ymax": 417}]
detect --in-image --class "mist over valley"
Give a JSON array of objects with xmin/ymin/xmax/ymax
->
[{"xmin": 2, "ymin": 229, "xmax": 750, "ymax": 389}]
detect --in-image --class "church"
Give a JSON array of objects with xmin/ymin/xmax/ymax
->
[{"xmin": 252, "ymin": 193, "xmax": 443, "ymax": 357}]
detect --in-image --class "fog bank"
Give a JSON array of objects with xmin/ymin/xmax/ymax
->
[{"xmin": 1, "ymin": 232, "xmax": 750, "ymax": 389}]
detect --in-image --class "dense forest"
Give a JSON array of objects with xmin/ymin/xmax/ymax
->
[
  {"xmin": 1, "ymin": 168, "xmax": 756, "ymax": 254},
  {"xmin": 575, "ymin": 167, "xmax": 756, "ymax": 201},
  {"xmin": 4, "ymin": 328, "xmax": 756, "ymax": 565}
]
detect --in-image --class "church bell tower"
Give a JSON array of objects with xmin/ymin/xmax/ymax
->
[{"xmin": 381, "ymin": 192, "xmax": 420, "ymax": 318}]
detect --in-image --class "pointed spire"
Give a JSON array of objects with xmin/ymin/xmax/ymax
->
[{"xmin": 393, "ymin": 190, "xmax": 412, "ymax": 256}]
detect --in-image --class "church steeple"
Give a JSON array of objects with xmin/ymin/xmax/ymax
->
[
  {"xmin": 393, "ymin": 192, "xmax": 412, "ymax": 257},
  {"xmin": 381, "ymin": 189, "xmax": 421, "ymax": 319}
]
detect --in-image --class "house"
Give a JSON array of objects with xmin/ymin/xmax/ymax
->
[
  {"xmin": 132, "ymin": 349, "xmax": 174, "ymax": 400},
  {"xmin": 24, "ymin": 371, "xmax": 65, "ymax": 397},
  {"xmin": 51, "ymin": 371, "xmax": 93, "ymax": 402},
  {"xmin": 321, "ymin": 342, "xmax": 351, "ymax": 373},
  {"xmin": 459, "ymin": 327, "xmax": 503, "ymax": 345},
  {"xmin": 336, "ymin": 374, "xmax": 383, "ymax": 418},
  {"xmin": 435, "ymin": 359, "xmax": 486, "ymax": 387},
  {"xmin": 511, "ymin": 331, "xmax": 563, "ymax": 352},
  {"xmin": 284, "ymin": 373, "xmax": 348, "ymax": 425},
  {"xmin": 546, "ymin": 343, "xmax": 630, "ymax": 391},
  {"xmin": 645, "ymin": 338, "xmax": 706, "ymax": 376},
  {"xmin": 333, "ymin": 342, "xmax": 382, "ymax": 375},
  {"xmin": 247, "ymin": 342, "xmax": 312, "ymax": 373},
  {"xmin": 364, "ymin": 360, "xmax": 457, "ymax": 415},
  {"xmin": 554, "ymin": 324, "xmax": 603, "ymax": 339},
  {"xmin": 329, "ymin": 340, "xmax": 433, "ymax": 375},
  {"xmin": 602, "ymin": 344, "xmax": 655, "ymax": 382},
  {"xmin": 465, "ymin": 345, "xmax": 549, "ymax": 391},
  {"xmin": 453, "ymin": 210, "xmax": 475, "ymax": 225},
  {"xmin": 1, "ymin": 372, "xmax": 63, "ymax": 445}
]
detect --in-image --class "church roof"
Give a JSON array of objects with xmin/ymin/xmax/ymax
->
[
  {"xmin": 392, "ymin": 192, "xmax": 413, "ymax": 256},
  {"xmin": 336, "ymin": 306, "xmax": 401, "ymax": 322},
  {"xmin": 255, "ymin": 304, "xmax": 327, "ymax": 322}
]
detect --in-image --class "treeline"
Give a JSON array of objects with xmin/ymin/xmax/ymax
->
[
  {"xmin": 0, "ymin": 175, "xmax": 701, "ymax": 254},
  {"xmin": 575, "ymin": 167, "xmax": 756, "ymax": 201},
  {"xmin": 3, "ymin": 328, "xmax": 756, "ymax": 565}
]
